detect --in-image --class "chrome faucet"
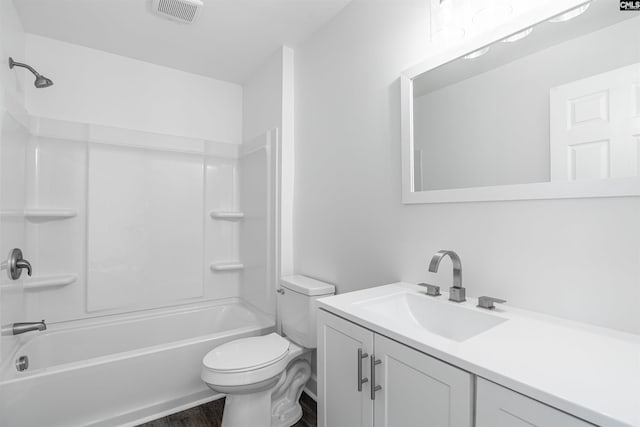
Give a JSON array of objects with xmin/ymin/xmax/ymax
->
[
  {"xmin": 429, "ymin": 250, "xmax": 466, "ymax": 303},
  {"xmin": 12, "ymin": 320, "xmax": 46, "ymax": 335}
]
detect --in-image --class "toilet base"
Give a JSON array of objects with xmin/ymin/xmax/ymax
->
[
  {"xmin": 271, "ymin": 358, "xmax": 311, "ymax": 427},
  {"xmin": 217, "ymin": 356, "xmax": 311, "ymax": 427},
  {"xmin": 222, "ymin": 390, "xmax": 272, "ymax": 427}
]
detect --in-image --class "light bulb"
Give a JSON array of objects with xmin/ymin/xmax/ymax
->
[
  {"xmin": 502, "ymin": 27, "xmax": 533, "ymax": 43},
  {"xmin": 464, "ymin": 46, "xmax": 490, "ymax": 60},
  {"xmin": 549, "ymin": 3, "xmax": 590, "ymax": 23}
]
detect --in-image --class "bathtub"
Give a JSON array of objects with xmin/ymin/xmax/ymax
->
[{"xmin": 0, "ymin": 299, "xmax": 274, "ymax": 427}]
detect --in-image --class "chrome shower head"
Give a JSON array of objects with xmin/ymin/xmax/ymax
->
[
  {"xmin": 8, "ymin": 57, "xmax": 54, "ymax": 88},
  {"xmin": 34, "ymin": 75, "xmax": 53, "ymax": 89}
]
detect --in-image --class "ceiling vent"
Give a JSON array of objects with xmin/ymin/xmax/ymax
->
[{"xmin": 151, "ymin": 0, "xmax": 204, "ymax": 24}]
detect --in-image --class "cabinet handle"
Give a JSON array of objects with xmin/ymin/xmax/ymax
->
[
  {"xmin": 370, "ymin": 354, "xmax": 382, "ymax": 400},
  {"xmin": 357, "ymin": 348, "xmax": 369, "ymax": 391}
]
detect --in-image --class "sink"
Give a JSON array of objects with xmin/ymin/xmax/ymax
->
[{"xmin": 356, "ymin": 292, "xmax": 507, "ymax": 342}]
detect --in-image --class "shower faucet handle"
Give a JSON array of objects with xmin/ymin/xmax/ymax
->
[{"xmin": 7, "ymin": 248, "xmax": 33, "ymax": 280}]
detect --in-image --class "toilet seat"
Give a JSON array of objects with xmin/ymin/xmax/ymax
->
[{"xmin": 202, "ymin": 333, "xmax": 291, "ymax": 387}]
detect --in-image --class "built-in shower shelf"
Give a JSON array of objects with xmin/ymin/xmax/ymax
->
[
  {"xmin": 209, "ymin": 211, "xmax": 245, "ymax": 220},
  {"xmin": 24, "ymin": 209, "xmax": 78, "ymax": 220},
  {"xmin": 24, "ymin": 274, "xmax": 78, "ymax": 291},
  {"xmin": 210, "ymin": 262, "xmax": 244, "ymax": 272}
]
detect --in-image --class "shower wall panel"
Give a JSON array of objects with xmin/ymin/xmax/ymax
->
[
  {"xmin": 0, "ymin": 113, "xmax": 28, "ymax": 363},
  {"xmin": 239, "ymin": 129, "xmax": 278, "ymax": 317},
  {"xmin": 18, "ymin": 117, "xmax": 245, "ymax": 323},
  {"xmin": 87, "ymin": 143, "xmax": 205, "ymax": 312}
]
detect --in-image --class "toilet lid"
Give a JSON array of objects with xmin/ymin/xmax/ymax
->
[{"xmin": 203, "ymin": 333, "xmax": 290, "ymax": 372}]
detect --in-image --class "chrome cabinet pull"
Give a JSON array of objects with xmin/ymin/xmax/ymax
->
[
  {"xmin": 370, "ymin": 354, "xmax": 382, "ymax": 400},
  {"xmin": 357, "ymin": 348, "xmax": 369, "ymax": 391}
]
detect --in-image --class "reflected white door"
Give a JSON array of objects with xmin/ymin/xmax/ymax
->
[{"xmin": 550, "ymin": 63, "xmax": 640, "ymax": 181}]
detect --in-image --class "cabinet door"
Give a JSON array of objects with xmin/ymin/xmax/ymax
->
[
  {"xmin": 476, "ymin": 378, "xmax": 594, "ymax": 427},
  {"xmin": 373, "ymin": 334, "xmax": 473, "ymax": 427},
  {"xmin": 317, "ymin": 310, "xmax": 374, "ymax": 427}
]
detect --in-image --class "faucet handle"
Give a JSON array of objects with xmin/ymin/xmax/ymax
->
[
  {"xmin": 418, "ymin": 283, "xmax": 441, "ymax": 297},
  {"xmin": 477, "ymin": 296, "xmax": 506, "ymax": 310}
]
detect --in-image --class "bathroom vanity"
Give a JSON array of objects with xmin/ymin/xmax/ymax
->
[{"xmin": 317, "ymin": 283, "xmax": 639, "ymax": 427}]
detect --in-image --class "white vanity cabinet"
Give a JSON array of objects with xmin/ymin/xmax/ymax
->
[
  {"xmin": 317, "ymin": 308, "xmax": 374, "ymax": 427},
  {"xmin": 317, "ymin": 309, "xmax": 474, "ymax": 427},
  {"xmin": 475, "ymin": 379, "xmax": 594, "ymax": 427}
]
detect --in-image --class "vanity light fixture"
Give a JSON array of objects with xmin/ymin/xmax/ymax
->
[
  {"xmin": 464, "ymin": 46, "xmax": 490, "ymax": 59},
  {"xmin": 548, "ymin": 3, "xmax": 590, "ymax": 23},
  {"xmin": 502, "ymin": 27, "xmax": 533, "ymax": 43}
]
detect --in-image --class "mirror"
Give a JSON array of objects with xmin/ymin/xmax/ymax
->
[{"xmin": 402, "ymin": 0, "xmax": 640, "ymax": 203}]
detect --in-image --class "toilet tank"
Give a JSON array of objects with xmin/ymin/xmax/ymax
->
[{"xmin": 279, "ymin": 275, "xmax": 335, "ymax": 348}]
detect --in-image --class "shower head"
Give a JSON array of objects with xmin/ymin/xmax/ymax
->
[
  {"xmin": 34, "ymin": 75, "xmax": 53, "ymax": 89},
  {"xmin": 8, "ymin": 57, "xmax": 54, "ymax": 88}
]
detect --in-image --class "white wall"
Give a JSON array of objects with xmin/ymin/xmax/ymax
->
[
  {"xmin": 294, "ymin": 0, "xmax": 640, "ymax": 334},
  {"xmin": 243, "ymin": 50, "xmax": 284, "ymax": 142},
  {"xmin": 24, "ymin": 34, "xmax": 242, "ymax": 143},
  {"xmin": 0, "ymin": 0, "xmax": 28, "ymax": 363},
  {"xmin": 414, "ymin": 17, "xmax": 640, "ymax": 191}
]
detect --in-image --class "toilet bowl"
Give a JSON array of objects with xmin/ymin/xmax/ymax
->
[
  {"xmin": 202, "ymin": 333, "xmax": 309, "ymax": 427},
  {"xmin": 201, "ymin": 275, "xmax": 335, "ymax": 427}
]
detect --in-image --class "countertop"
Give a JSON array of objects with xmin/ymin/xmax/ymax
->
[{"xmin": 317, "ymin": 282, "xmax": 640, "ymax": 427}]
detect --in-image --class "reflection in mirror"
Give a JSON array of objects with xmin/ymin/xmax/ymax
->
[{"xmin": 412, "ymin": 2, "xmax": 640, "ymax": 192}]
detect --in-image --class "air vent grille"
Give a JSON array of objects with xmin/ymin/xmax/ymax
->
[{"xmin": 152, "ymin": 0, "xmax": 203, "ymax": 24}]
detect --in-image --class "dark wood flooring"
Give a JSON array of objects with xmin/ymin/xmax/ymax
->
[{"xmin": 137, "ymin": 392, "xmax": 316, "ymax": 427}]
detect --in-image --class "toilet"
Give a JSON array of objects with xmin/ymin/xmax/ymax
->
[{"xmin": 201, "ymin": 275, "xmax": 335, "ymax": 427}]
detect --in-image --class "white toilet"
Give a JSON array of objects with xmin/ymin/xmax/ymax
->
[{"xmin": 201, "ymin": 275, "xmax": 335, "ymax": 427}]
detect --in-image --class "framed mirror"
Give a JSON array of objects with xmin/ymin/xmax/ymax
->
[{"xmin": 401, "ymin": 0, "xmax": 640, "ymax": 203}]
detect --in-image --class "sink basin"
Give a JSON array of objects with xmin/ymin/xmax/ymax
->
[{"xmin": 356, "ymin": 292, "xmax": 507, "ymax": 342}]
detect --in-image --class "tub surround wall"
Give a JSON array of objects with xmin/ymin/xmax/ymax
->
[
  {"xmin": 1, "ymin": 32, "xmax": 280, "ymax": 326},
  {"xmin": 294, "ymin": 0, "xmax": 640, "ymax": 334},
  {"xmin": 0, "ymin": 115, "xmax": 28, "ymax": 364},
  {"xmin": 239, "ymin": 130, "xmax": 278, "ymax": 316},
  {"xmin": 0, "ymin": 0, "xmax": 28, "ymax": 364},
  {"xmin": 18, "ymin": 116, "xmax": 249, "ymax": 323}
]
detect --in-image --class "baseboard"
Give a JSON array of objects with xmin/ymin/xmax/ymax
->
[{"xmin": 86, "ymin": 390, "xmax": 223, "ymax": 427}]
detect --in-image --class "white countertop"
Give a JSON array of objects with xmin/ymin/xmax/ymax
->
[{"xmin": 317, "ymin": 282, "xmax": 640, "ymax": 427}]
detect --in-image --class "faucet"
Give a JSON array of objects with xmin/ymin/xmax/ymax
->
[
  {"xmin": 12, "ymin": 320, "xmax": 46, "ymax": 335},
  {"xmin": 428, "ymin": 250, "xmax": 466, "ymax": 303}
]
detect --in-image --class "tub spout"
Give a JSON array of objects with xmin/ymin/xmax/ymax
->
[{"xmin": 13, "ymin": 320, "xmax": 46, "ymax": 335}]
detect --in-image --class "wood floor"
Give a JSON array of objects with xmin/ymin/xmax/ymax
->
[{"xmin": 137, "ymin": 392, "xmax": 317, "ymax": 427}]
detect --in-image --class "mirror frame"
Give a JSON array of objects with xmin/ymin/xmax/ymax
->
[{"xmin": 401, "ymin": 0, "xmax": 640, "ymax": 204}]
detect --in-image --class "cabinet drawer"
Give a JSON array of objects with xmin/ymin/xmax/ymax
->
[{"xmin": 476, "ymin": 378, "xmax": 594, "ymax": 427}]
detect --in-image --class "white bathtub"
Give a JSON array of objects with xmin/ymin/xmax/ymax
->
[{"xmin": 0, "ymin": 299, "xmax": 274, "ymax": 427}]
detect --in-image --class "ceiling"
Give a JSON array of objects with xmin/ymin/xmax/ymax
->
[{"xmin": 13, "ymin": 0, "xmax": 352, "ymax": 83}]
